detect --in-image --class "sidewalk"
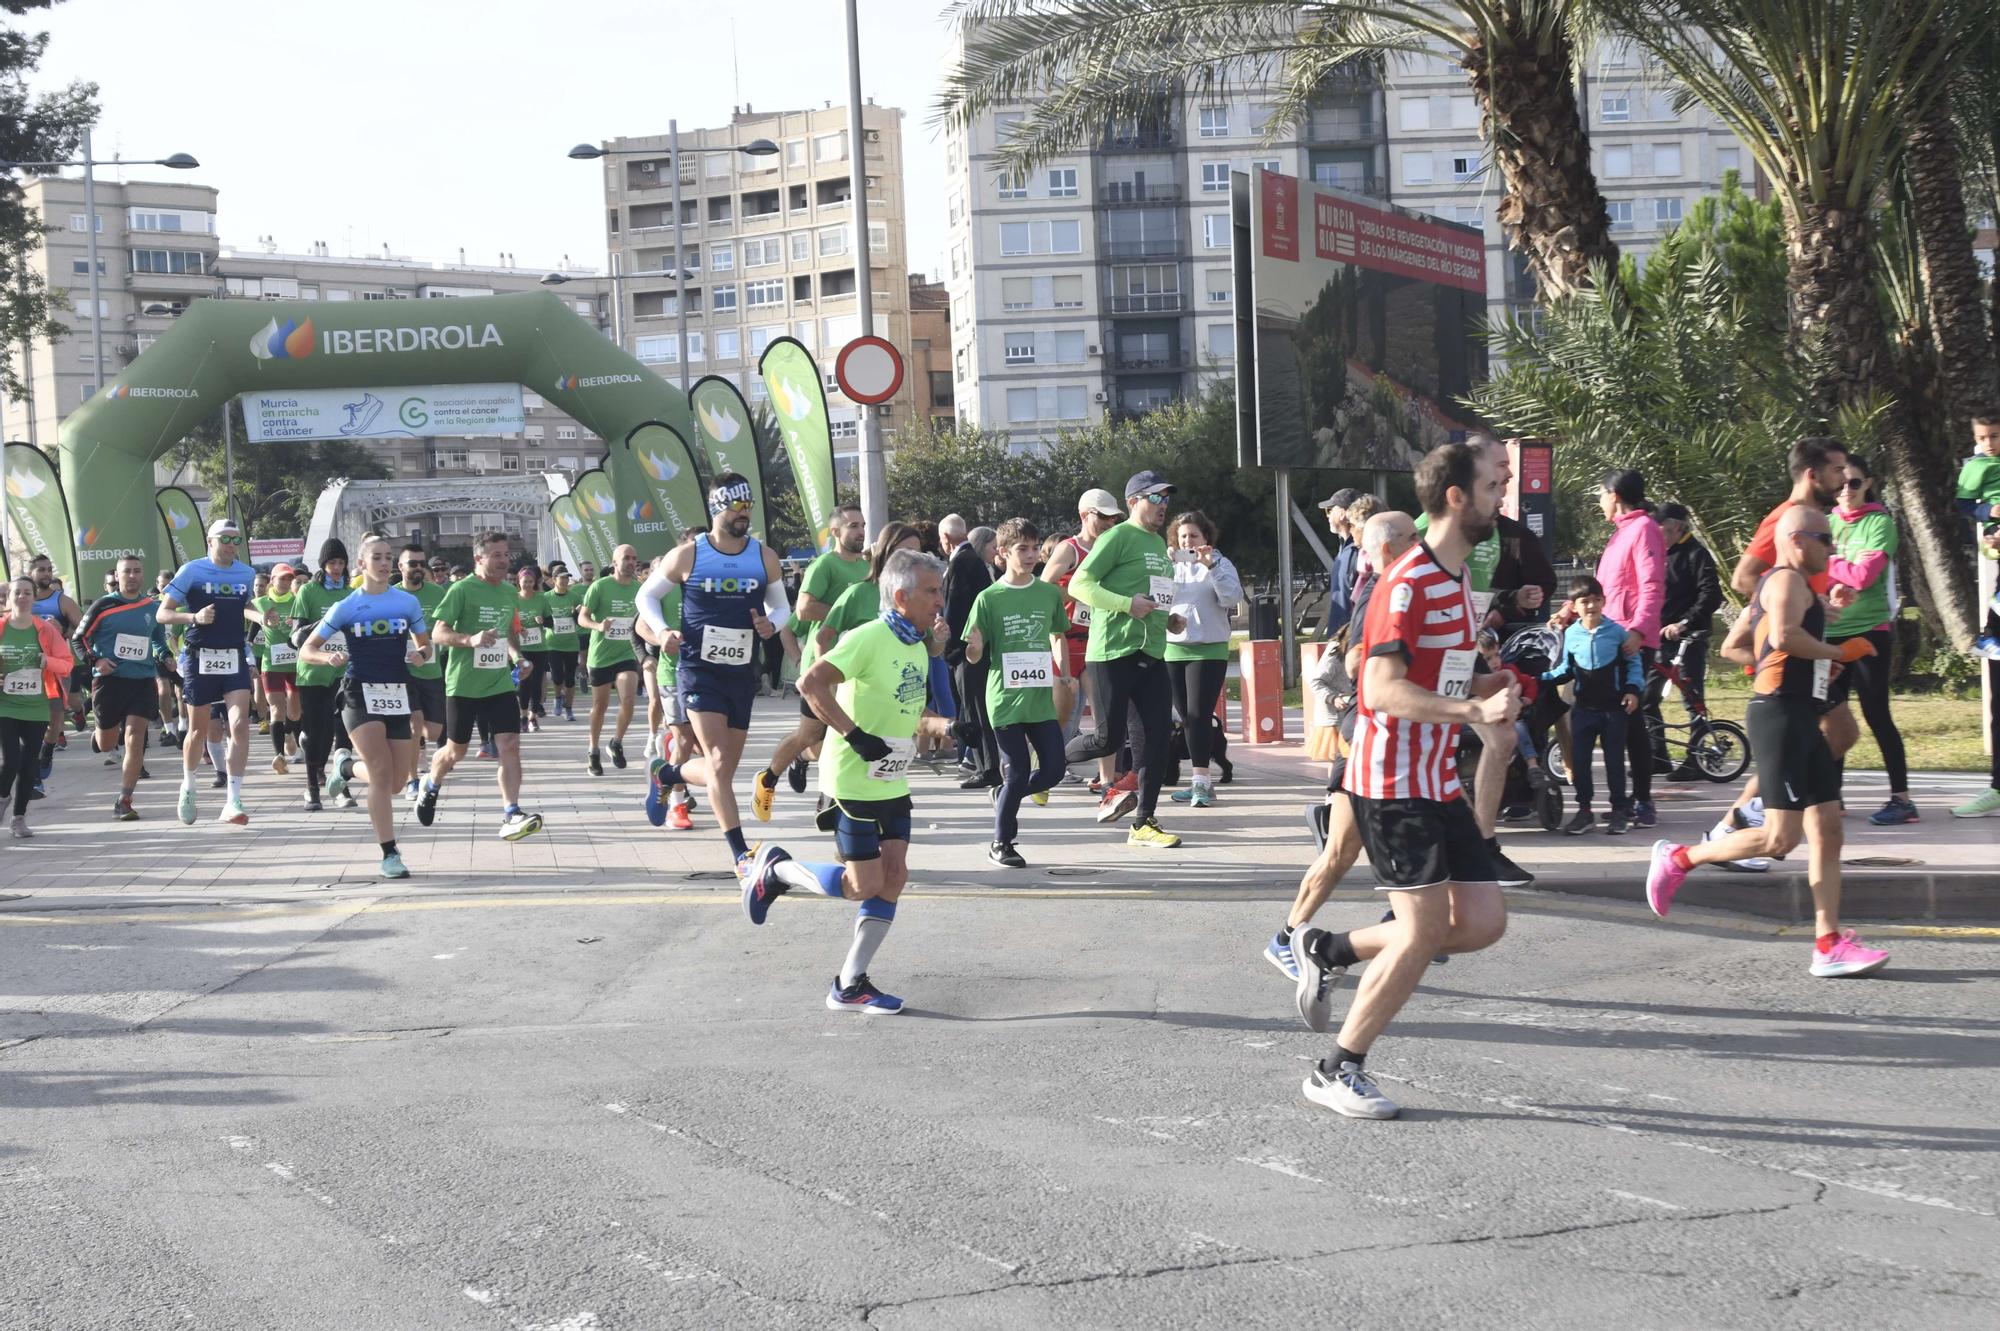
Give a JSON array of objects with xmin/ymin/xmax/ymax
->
[{"xmin": 1, "ymin": 698, "xmax": 1992, "ymax": 923}]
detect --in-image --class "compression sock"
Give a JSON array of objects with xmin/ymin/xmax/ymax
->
[
  {"xmin": 271, "ymin": 721, "xmax": 286, "ymax": 754},
  {"xmin": 1312, "ymin": 930, "xmax": 1361, "ymax": 970},
  {"xmin": 840, "ymin": 898, "xmax": 896, "ymax": 988},
  {"xmin": 1816, "ymin": 932, "xmax": 1839, "ymax": 954},
  {"xmin": 774, "ymin": 860, "xmax": 848, "ymax": 897},
  {"xmin": 227, "ymin": 775, "xmax": 243, "ymax": 802},
  {"xmin": 723, "ymin": 826, "xmax": 750, "ymax": 860},
  {"xmin": 1670, "ymin": 845, "xmax": 1694, "ymax": 871},
  {"xmin": 380, "ymin": 840, "xmax": 398, "ymax": 857}
]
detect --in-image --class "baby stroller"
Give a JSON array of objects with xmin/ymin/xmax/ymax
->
[{"xmin": 1456, "ymin": 625, "xmax": 1566, "ymax": 833}]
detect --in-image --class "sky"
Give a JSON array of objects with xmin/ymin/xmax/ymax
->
[{"xmin": 28, "ymin": 0, "xmax": 961, "ymax": 278}]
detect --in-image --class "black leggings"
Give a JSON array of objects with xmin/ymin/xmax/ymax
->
[
  {"xmin": 296, "ymin": 683, "xmax": 340, "ymax": 789},
  {"xmin": 0, "ymin": 715, "xmax": 39, "ymax": 816},
  {"xmin": 994, "ymin": 719, "xmax": 1066, "ymax": 843},
  {"xmin": 1167, "ymin": 656, "xmax": 1229, "ymax": 771},
  {"xmin": 1066, "ymin": 652, "xmax": 1172, "ymax": 818},
  {"xmin": 518, "ymin": 653, "xmax": 549, "ymax": 714},
  {"xmin": 1831, "ymin": 628, "xmax": 1908, "ymax": 793}
]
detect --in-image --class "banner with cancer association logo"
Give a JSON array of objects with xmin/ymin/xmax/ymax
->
[
  {"xmin": 689, "ymin": 376, "xmax": 768, "ymax": 545},
  {"xmin": 756, "ymin": 338, "xmax": 838, "ymax": 553},
  {"xmin": 571, "ymin": 469, "xmax": 621, "ymax": 568},
  {"xmin": 4, "ymin": 442, "xmax": 78, "ymax": 569},
  {"xmin": 622, "ymin": 422, "xmax": 707, "ymax": 549},
  {"xmin": 548, "ymin": 492, "xmax": 594, "ymax": 571},
  {"xmin": 155, "ymin": 486, "xmax": 204, "ymax": 567}
]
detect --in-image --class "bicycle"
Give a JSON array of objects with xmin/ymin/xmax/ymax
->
[{"xmin": 1638, "ymin": 636, "xmax": 1751, "ymax": 783}]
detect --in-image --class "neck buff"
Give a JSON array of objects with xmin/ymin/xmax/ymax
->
[{"xmin": 882, "ymin": 607, "xmax": 925, "ymax": 644}]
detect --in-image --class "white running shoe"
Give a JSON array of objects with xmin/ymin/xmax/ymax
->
[
  {"xmin": 1705, "ymin": 811, "xmax": 1770, "ymax": 873},
  {"xmin": 1302, "ymin": 1060, "xmax": 1399, "ymax": 1119}
]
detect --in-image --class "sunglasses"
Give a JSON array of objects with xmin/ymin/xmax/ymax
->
[
  {"xmin": 1139, "ymin": 493, "xmax": 1170, "ymax": 506},
  {"xmin": 1792, "ymin": 530, "xmax": 1833, "ymax": 546},
  {"xmin": 1841, "ymin": 478, "xmax": 1868, "ymax": 489},
  {"xmin": 215, "ymin": 535, "xmax": 241, "ymax": 545},
  {"xmin": 720, "ymin": 500, "xmax": 753, "ymax": 514}
]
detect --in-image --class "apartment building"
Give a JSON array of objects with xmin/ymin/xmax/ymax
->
[
  {"xmin": 906, "ymin": 273, "xmax": 955, "ymax": 428},
  {"xmin": 594, "ymin": 102, "xmax": 916, "ymax": 462},
  {"xmin": 3, "ymin": 174, "xmax": 614, "ymax": 554},
  {"xmin": 944, "ymin": 36, "xmax": 1751, "ymax": 451}
]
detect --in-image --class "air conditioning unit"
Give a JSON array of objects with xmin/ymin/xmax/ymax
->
[
  {"xmin": 639, "ymin": 161, "xmax": 656, "ymax": 173},
  {"xmin": 1092, "ymin": 391, "xmax": 1108, "ymax": 403},
  {"xmin": 864, "ymin": 129, "xmax": 881, "ymax": 143},
  {"xmin": 471, "ymin": 465, "xmax": 487, "ymax": 476},
  {"xmin": 1087, "ymin": 344, "xmax": 1102, "ymax": 356}
]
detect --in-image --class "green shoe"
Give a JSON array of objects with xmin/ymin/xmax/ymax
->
[
  {"xmin": 381, "ymin": 851, "xmax": 409, "ymax": 879},
  {"xmin": 1951, "ymin": 787, "xmax": 2000, "ymax": 818},
  {"xmin": 177, "ymin": 785, "xmax": 197, "ymax": 825},
  {"xmin": 1189, "ymin": 785, "xmax": 1215, "ymax": 808}
]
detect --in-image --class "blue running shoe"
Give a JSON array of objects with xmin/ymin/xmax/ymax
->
[
  {"xmin": 741, "ymin": 843, "xmax": 791, "ymax": 926},
  {"xmin": 643, "ymin": 758, "xmax": 668, "ymax": 827},
  {"xmin": 1867, "ymin": 797, "xmax": 1919, "ymax": 826},
  {"xmin": 826, "ymin": 974, "xmax": 903, "ymax": 1014},
  {"xmin": 380, "ymin": 851, "xmax": 409, "ymax": 880},
  {"xmin": 1265, "ymin": 931, "xmax": 1300, "ymax": 982},
  {"xmin": 38, "ymin": 750, "xmax": 52, "ymax": 781},
  {"xmin": 1632, "ymin": 800, "xmax": 1658, "ymax": 829}
]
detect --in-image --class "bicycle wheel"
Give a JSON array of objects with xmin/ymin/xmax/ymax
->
[{"xmin": 1690, "ymin": 718, "xmax": 1751, "ymax": 783}]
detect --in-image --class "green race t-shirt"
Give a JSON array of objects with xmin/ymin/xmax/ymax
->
[
  {"xmin": 0, "ymin": 622, "xmax": 46, "ymax": 722},
  {"xmin": 515, "ymin": 590, "xmax": 552, "ymax": 654},
  {"xmin": 820, "ymin": 579, "xmax": 882, "ymax": 649},
  {"xmin": 796, "ymin": 550, "xmax": 869, "ymax": 671},
  {"xmin": 252, "ymin": 592, "xmax": 299, "ymax": 674},
  {"xmin": 582, "ymin": 577, "xmax": 639, "ymax": 667},
  {"xmin": 543, "ymin": 587, "xmax": 584, "ymax": 653},
  {"xmin": 434, "ymin": 576, "xmax": 520, "ymax": 699},
  {"xmin": 653, "ymin": 582, "xmax": 683, "ymax": 689},
  {"xmin": 1828, "ymin": 508, "xmax": 1899, "ymax": 637},
  {"xmin": 818, "ymin": 618, "xmax": 928, "ymax": 802},
  {"xmin": 293, "ymin": 579, "xmax": 355, "ymax": 689},
  {"xmin": 403, "ymin": 581, "xmax": 446, "ymax": 679},
  {"xmin": 970, "ymin": 578, "xmax": 1067, "ymax": 728},
  {"xmin": 1071, "ymin": 518, "xmax": 1173, "ymax": 663},
  {"xmin": 1414, "ymin": 511, "xmax": 1500, "ymax": 591},
  {"xmin": 1957, "ymin": 452, "xmax": 2000, "ymax": 507}
]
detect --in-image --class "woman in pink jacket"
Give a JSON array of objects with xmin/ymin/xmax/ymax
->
[
  {"xmin": 1, "ymin": 575, "xmax": 75, "ymax": 837},
  {"xmin": 1594, "ymin": 470, "xmax": 1667, "ymax": 826}
]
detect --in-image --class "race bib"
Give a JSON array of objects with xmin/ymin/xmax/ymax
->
[
  {"xmin": 113, "ymin": 633, "xmax": 150, "ymax": 662},
  {"xmin": 362, "ymin": 682, "xmax": 410, "ymax": 716},
  {"xmin": 323, "ymin": 631, "xmax": 347, "ymax": 656},
  {"xmin": 1148, "ymin": 575, "xmax": 1176, "ymax": 608},
  {"xmin": 604, "ymin": 617, "xmax": 634, "ymax": 642},
  {"xmin": 1437, "ymin": 647, "xmax": 1477, "ymax": 700},
  {"xmin": 1470, "ymin": 590, "xmax": 1495, "ymax": 626},
  {"xmin": 1070, "ymin": 603, "xmax": 1091, "ymax": 628},
  {"xmin": 2, "ymin": 668, "xmax": 39, "ymax": 697},
  {"xmin": 198, "ymin": 648, "xmax": 238, "ymax": 676},
  {"xmin": 866, "ymin": 735, "xmax": 915, "ymax": 781},
  {"xmin": 266, "ymin": 642, "xmax": 297, "ymax": 668},
  {"xmin": 1001, "ymin": 650, "xmax": 1053, "ymax": 690},
  {"xmin": 520, "ymin": 626, "xmax": 545, "ymax": 648},
  {"xmin": 473, "ymin": 641, "xmax": 509, "ymax": 672},
  {"xmin": 551, "ymin": 614, "xmax": 576, "ymax": 636},
  {"xmin": 700, "ymin": 625, "xmax": 753, "ymax": 666},
  {"xmin": 1811, "ymin": 657, "xmax": 1830, "ymax": 701}
]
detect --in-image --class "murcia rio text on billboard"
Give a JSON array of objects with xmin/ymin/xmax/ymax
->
[{"xmin": 321, "ymin": 324, "xmax": 506, "ymax": 356}]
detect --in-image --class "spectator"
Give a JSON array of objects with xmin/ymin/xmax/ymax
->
[
  {"xmin": 1593, "ymin": 468, "xmax": 1666, "ymax": 826},
  {"xmin": 1953, "ymin": 531, "xmax": 2000, "ymax": 818},
  {"xmin": 1165, "ymin": 510, "xmax": 1242, "ymax": 807},
  {"xmin": 1316, "ymin": 487, "xmax": 1364, "ymax": 640},
  {"xmin": 938, "ymin": 514, "xmax": 968, "ymax": 560},
  {"xmin": 944, "ymin": 524, "xmax": 999, "ymax": 788},
  {"xmin": 1826, "ymin": 456, "xmax": 1915, "ymax": 825},
  {"xmin": 1656, "ymin": 501, "xmax": 1722, "ymax": 707},
  {"xmin": 1543, "ymin": 574, "xmax": 1644, "ymax": 836},
  {"xmin": 1488, "ymin": 510, "xmax": 1557, "ymax": 631}
]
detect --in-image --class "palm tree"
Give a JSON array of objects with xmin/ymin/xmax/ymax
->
[
  {"xmin": 938, "ymin": 1, "xmax": 1618, "ymax": 298},
  {"xmin": 1606, "ymin": 0, "xmax": 1977, "ymax": 641}
]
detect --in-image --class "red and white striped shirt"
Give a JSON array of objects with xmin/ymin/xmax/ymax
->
[{"xmin": 1343, "ymin": 543, "xmax": 1477, "ymax": 802}]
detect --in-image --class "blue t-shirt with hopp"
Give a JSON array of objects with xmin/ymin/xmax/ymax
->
[
  {"xmin": 166, "ymin": 557, "xmax": 256, "ymax": 652},
  {"xmin": 313, "ymin": 587, "xmax": 426, "ymax": 686}
]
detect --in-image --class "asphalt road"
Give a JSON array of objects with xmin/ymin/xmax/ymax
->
[{"xmin": 3, "ymin": 877, "xmax": 1995, "ymax": 1329}]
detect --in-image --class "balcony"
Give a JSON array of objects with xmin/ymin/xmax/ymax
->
[
  {"xmin": 1097, "ymin": 183, "xmax": 1184, "ymax": 206},
  {"xmin": 1112, "ymin": 352, "xmax": 1187, "ymax": 372},
  {"xmin": 1101, "ymin": 128, "xmax": 1178, "ymax": 153},
  {"xmin": 126, "ymin": 269, "xmax": 217, "ymax": 296},
  {"xmin": 1106, "ymin": 293, "xmax": 1184, "ymax": 315},
  {"xmin": 1101, "ymin": 237, "xmax": 1183, "ymax": 259}
]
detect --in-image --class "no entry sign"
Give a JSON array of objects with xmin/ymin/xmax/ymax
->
[{"xmin": 833, "ymin": 336, "xmax": 905, "ymax": 406}]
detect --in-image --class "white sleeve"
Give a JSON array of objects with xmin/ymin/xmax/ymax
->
[
  {"xmin": 637, "ymin": 567, "xmax": 673, "ymax": 635},
  {"xmin": 761, "ymin": 575, "xmax": 792, "ymax": 631}
]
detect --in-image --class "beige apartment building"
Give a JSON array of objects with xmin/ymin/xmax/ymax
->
[
  {"xmin": 593, "ymin": 102, "xmax": 916, "ymax": 474},
  {"xmin": 4, "ymin": 174, "xmax": 612, "ymax": 556}
]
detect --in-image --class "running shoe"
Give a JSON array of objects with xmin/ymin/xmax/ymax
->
[
  {"xmin": 335, "ymin": 792, "xmax": 357, "ymax": 810},
  {"xmin": 258, "ymin": 717, "xmax": 270, "ymax": 735},
  {"xmin": 1030, "ymin": 787, "xmax": 1049, "ymax": 807},
  {"xmin": 1489, "ymin": 845, "xmax": 1534, "ymax": 888},
  {"xmin": 1087, "ymin": 777, "xmax": 1104, "ymax": 796},
  {"xmin": 415, "ymin": 784, "xmax": 438, "ymax": 827},
  {"xmin": 477, "ymin": 742, "xmax": 498, "ymax": 761},
  {"xmin": 741, "ymin": 843, "xmax": 792, "ymax": 925},
  {"xmin": 113, "ymin": 797, "xmax": 138, "ymax": 822},
  {"xmin": 787, "ymin": 756, "xmax": 809, "ymax": 793},
  {"xmin": 8, "ymin": 816, "xmax": 29, "ymax": 839},
  {"xmin": 825, "ymin": 974, "xmax": 903, "ymax": 1015},
  {"xmin": 1632, "ymin": 800, "xmax": 1657, "ymax": 829},
  {"xmin": 271, "ymin": 754, "xmax": 288, "ymax": 774},
  {"xmin": 380, "ymin": 851, "xmax": 409, "ymax": 880},
  {"xmin": 29, "ymin": 780, "xmax": 44, "ymax": 800},
  {"xmin": 403, "ymin": 780, "xmax": 420, "ymax": 802},
  {"xmin": 1606, "ymin": 812, "xmax": 1631, "ymax": 836},
  {"xmin": 1302, "ymin": 1061, "xmax": 1398, "ymax": 1120},
  {"xmin": 987, "ymin": 840, "xmax": 1027, "ymax": 869},
  {"xmin": 1646, "ymin": 840, "xmax": 1689, "ymax": 918},
  {"xmin": 1704, "ymin": 810, "xmax": 1771, "ymax": 872},
  {"xmin": 1809, "ymin": 930, "xmax": 1889, "ymax": 978},
  {"xmin": 667, "ymin": 801, "xmax": 694, "ymax": 831},
  {"xmin": 1264, "ymin": 931, "xmax": 1300, "ymax": 982},
  {"xmin": 1128, "ymin": 818, "xmax": 1181, "ymax": 848},
  {"xmin": 1950, "ymin": 788, "xmax": 2000, "ymax": 818},
  {"xmin": 751, "ymin": 767, "xmax": 777, "ymax": 822},
  {"xmin": 37, "ymin": 750, "xmax": 52, "ymax": 781},
  {"xmin": 497, "ymin": 810, "xmax": 542, "ymax": 841},
  {"xmin": 1290, "ymin": 926, "xmax": 1346, "ymax": 1032},
  {"xmin": 643, "ymin": 734, "xmax": 659, "ymax": 761},
  {"xmin": 1563, "ymin": 811, "xmax": 1595, "ymax": 836},
  {"xmin": 1867, "ymin": 797, "xmax": 1919, "ymax": 826},
  {"xmin": 587, "ymin": 749, "xmax": 603, "ymax": 777},
  {"xmin": 302, "ymin": 789, "xmax": 323, "ymax": 813},
  {"xmin": 210, "ymin": 770, "xmax": 227, "ymax": 790},
  {"xmin": 644, "ymin": 759, "xmax": 669, "ymax": 827},
  {"xmin": 326, "ymin": 765, "xmax": 350, "ymax": 803},
  {"xmin": 1096, "ymin": 786, "xmax": 1137, "ymax": 824},
  {"xmin": 1501, "ymin": 803, "xmax": 1537, "ymax": 824},
  {"xmin": 608, "ymin": 739, "xmax": 627, "ymax": 770},
  {"xmin": 177, "ymin": 785, "xmax": 197, "ymax": 825},
  {"xmin": 220, "ymin": 799, "xmax": 248, "ymax": 826}
]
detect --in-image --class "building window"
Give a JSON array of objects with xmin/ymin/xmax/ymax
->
[
  {"xmin": 1656, "ymin": 196, "xmax": 1684, "ymax": 226},
  {"xmin": 790, "ymin": 231, "xmax": 811, "ymax": 263},
  {"xmin": 68, "ymin": 213, "xmax": 104, "ymax": 233},
  {"xmin": 526, "ymin": 425, "xmax": 546, "ymax": 439},
  {"xmin": 1402, "ymin": 151, "xmax": 1433, "ymax": 185},
  {"xmin": 133, "ymin": 249, "xmax": 208, "ymax": 275},
  {"xmin": 785, "ymin": 139, "xmax": 805, "ymax": 167},
  {"xmin": 1206, "ymin": 323, "xmax": 1235, "ymax": 358},
  {"xmin": 1456, "ymin": 206, "xmax": 1484, "ymax": 229},
  {"xmin": 713, "ymin": 283, "xmax": 737, "ymax": 312},
  {"xmin": 869, "ymin": 222, "xmax": 888, "ymax": 254},
  {"xmin": 1200, "ymin": 212, "xmax": 1229, "ymax": 250},
  {"xmin": 557, "ymin": 426, "xmax": 579, "ymax": 441},
  {"xmin": 999, "ymin": 222, "xmax": 1031, "ymax": 256},
  {"xmin": 997, "ymin": 170, "xmax": 1027, "ymax": 200},
  {"xmin": 1004, "ymin": 333, "xmax": 1036, "ymax": 365},
  {"xmin": 127, "ymin": 207, "xmax": 214, "ymax": 234},
  {"xmin": 71, "ymin": 257, "xmax": 105, "ymax": 275},
  {"xmin": 1653, "ymin": 143, "xmax": 1683, "ymax": 176},
  {"xmin": 684, "ymin": 331, "xmax": 705, "ymax": 362},
  {"xmin": 1001, "ymin": 276, "xmax": 1032, "ymax": 310},
  {"xmin": 813, "ymin": 131, "xmax": 847, "ymax": 163},
  {"xmin": 1254, "ymin": 158, "xmax": 1281, "ymax": 176},
  {"xmin": 1717, "ymin": 146, "xmax": 1742, "ymax": 177},
  {"xmin": 1057, "ymin": 385, "xmax": 1087, "ymax": 420},
  {"xmin": 745, "ymin": 278, "xmax": 785, "ymax": 307},
  {"xmin": 829, "ymin": 417, "xmax": 857, "ymax": 440},
  {"xmin": 1198, "ymin": 105, "xmax": 1229, "ymax": 137},
  {"xmin": 818, "ymin": 225, "xmax": 850, "ymax": 256},
  {"xmin": 1006, "ymin": 387, "xmax": 1037, "ymax": 423},
  {"xmin": 525, "ymin": 455, "xmax": 547, "ymax": 472},
  {"xmin": 1398, "ymin": 97, "xmax": 1430, "ymax": 131},
  {"xmin": 1052, "ymin": 330, "xmax": 1085, "ymax": 363},
  {"xmin": 1601, "ymin": 92, "xmax": 1630, "ymax": 122},
  {"xmin": 1603, "ymin": 145, "xmax": 1633, "ymax": 177},
  {"xmin": 750, "ymin": 324, "xmax": 781, "ymax": 355},
  {"xmin": 715, "ymin": 328, "xmax": 741, "ymax": 360},
  {"xmin": 1450, "ymin": 96, "xmax": 1478, "ymax": 130},
  {"xmin": 1205, "ymin": 270, "xmax": 1232, "ymax": 305},
  {"xmin": 743, "ymin": 236, "xmax": 782, "ymax": 267},
  {"xmin": 637, "ymin": 335, "xmax": 676, "ymax": 364},
  {"xmin": 1450, "ymin": 155, "xmax": 1481, "ymax": 183},
  {"xmin": 1053, "ymin": 274, "xmax": 1083, "ymax": 307},
  {"xmin": 1607, "ymin": 200, "xmax": 1633, "ymax": 232},
  {"xmin": 1047, "ymin": 167, "xmax": 1077, "ymax": 197},
  {"xmin": 1200, "ymin": 162, "xmax": 1230, "ymax": 193},
  {"xmin": 710, "ymin": 243, "xmax": 733, "ymax": 272},
  {"xmin": 501, "ymin": 454, "xmax": 520, "ymax": 472}
]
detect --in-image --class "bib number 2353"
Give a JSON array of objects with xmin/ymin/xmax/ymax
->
[{"xmin": 363, "ymin": 682, "xmax": 410, "ymax": 716}]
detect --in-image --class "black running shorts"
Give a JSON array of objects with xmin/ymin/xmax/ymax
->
[
  {"xmin": 1349, "ymin": 794, "xmax": 1498, "ymax": 891},
  {"xmin": 446, "ymin": 692, "xmax": 521, "ymax": 747},
  {"xmin": 1746, "ymin": 694, "xmax": 1840, "ymax": 811}
]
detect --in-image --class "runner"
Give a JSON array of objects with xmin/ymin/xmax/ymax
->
[
  {"xmin": 738, "ymin": 548, "xmax": 952, "ymax": 1014},
  {"xmin": 412, "ymin": 531, "xmax": 540, "ymax": 840},
  {"xmin": 26, "ymin": 553, "xmax": 80, "ymax": 792},
  {"xmin": 1040, "ymin": 489, "xmax": 1123, "ymax": 789},
  {"xmin": 515, "ymin": 562, "xmax": 552, "ymax": 733},
  {"xmin": 293, "ymin": 540, "xmax": 356, "ymax": 811},
  {"xmin": 157, "ymin": 519, "xmax": 258, "ymax": 827},
  {"xmin": 965, "ymin": 518, "xmax": 1068, "ymax": 867},
  {"xmin": 639, "ymin": 473, "xmax": 791, "ymax": 875},
  {"xmin": 397, "ymin": 546, "xmax": 448, "ymax": 797},
  {"xmin": 635, "ymin": 542, "xmax": 697, "ymax": 831},
  {"xmin": 73, "ymin": 554, "xmax": 166, "ymax": 821},
  {"xmin": 305, "ymin": 535, "xmax": 432, "ymax": 879},
  {"xmin": 1956, "ymin": 534, "xmax": 2000, "ymax": 817},
  {"xmin": 249, "ymin": 563, "xmax": 304, "ymax": 774},
  {"xmin": 542, "ymin": 563, "xmax": 583, "ymax": 721},
  {"xmin": 578, "ymin": 544, "xmax": 641, "ymax": 775},
  {"xmin": 2, "ymin": 576, "xmax": 74, "ymax": 837},
  {"xmin": 750, "ymin": 503, "xmax": 868, "ymax": 821},
  {"xmin": 1645, "ymin": 505, "xmax": 1889, "ymax": 978},
  {"xmin": 248, "ymin": 569, "xmax": 271, "ymax": 733},
  {"xmin": 1291, "ymin": 442, "xmax": 1521, "ymax": 1119},
  {"xmin": 1063, "ymin": 470, "xmax": 1186, "ymax": 848}
]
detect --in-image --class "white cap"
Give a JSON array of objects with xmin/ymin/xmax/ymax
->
[
  {"xmin": 1077, "ymin": 488, "xmax": 1122, "ymax": 517},
  {"xmin": 206, "ymin": 517, "xmax": 241, "ymax": 538}
]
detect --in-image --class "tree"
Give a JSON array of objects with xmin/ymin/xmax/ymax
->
[
  {"xmin": 0, "ymin": 1, "xmax": 98, "ymax": 403},
  {"xmin": 940, "ymin": 0, "xmax": 1618, "ymax": 298},
  {"xmin": 164, "ymin": 401, "xmax": 390, "ymax": 540}
]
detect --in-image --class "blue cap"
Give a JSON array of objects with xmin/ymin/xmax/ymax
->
[{"xmin": 1124, "ymin": 469, "xmax": 1174, "ymax": 500}]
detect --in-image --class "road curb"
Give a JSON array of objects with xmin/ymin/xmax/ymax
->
[{"xmin": 1519, "ymin": 867, "xmax": 1999, "ymax": 924}]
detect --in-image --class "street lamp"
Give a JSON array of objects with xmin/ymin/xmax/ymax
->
[
  {"xmin": 567, "ymin": 132, "xmax": 778, "ymax": 393},
  {"xmin": 0, "ymin": 133, "xmax": 200, "ymax": 396}
]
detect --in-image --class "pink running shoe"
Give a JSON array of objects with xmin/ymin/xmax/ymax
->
[
  {"xmin": 1646, "ymin": 840, "xmax": 1689, "ymax": 918},
  {"xmin": 1810, "ymin": 930, "xmax": 1889, "ymax": 978}
]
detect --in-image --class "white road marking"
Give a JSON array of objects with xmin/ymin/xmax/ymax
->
[
  {"xmin": 1606, "ymin": 1189, "xmax": 1685, "ymax": 1210},
  {"xmin": 1236, "ymin": 1156, "xmax": 1332, "ymax": 1187}
]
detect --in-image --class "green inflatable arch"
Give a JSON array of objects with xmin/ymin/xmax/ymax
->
[{"xmin": 55, "ymin": 291, "xmax": 707, "ymax": 589}]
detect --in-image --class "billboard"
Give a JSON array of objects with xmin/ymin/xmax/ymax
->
[
  {"xmin": 241, "ymin": 382, "xmax": 527, "ymax": 443},
  {"xmin": 1234, "ymin": 169, "xmax": 1488, "ymax": 471}
]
